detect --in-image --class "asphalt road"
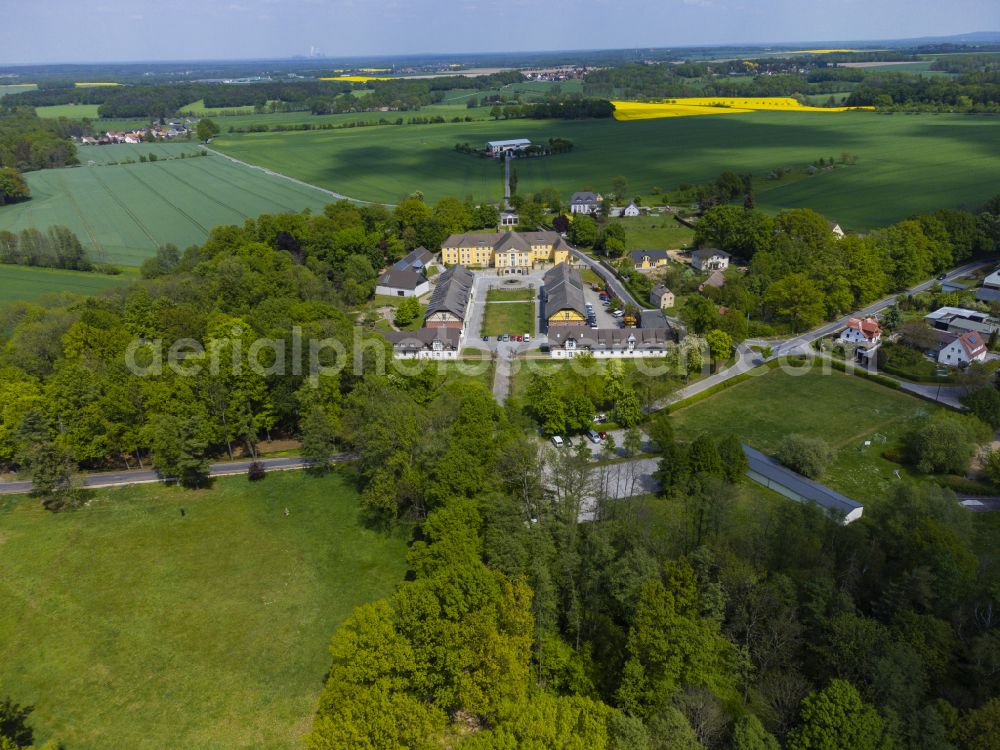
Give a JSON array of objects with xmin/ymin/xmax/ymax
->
[{"xmin": 0, "ymin": 455, "xmax": 348, "ymax": 497}]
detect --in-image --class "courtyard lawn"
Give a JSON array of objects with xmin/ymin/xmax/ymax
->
[
  {"xmin": 486, "ymin": 287, "xmax": 536, "ymax": 302},
  {"xmin": 0, "ymin": 264, "xmax": 132, "ymax": 306},
  {"xmin": 510, "ymin": 358, "xmax": 683, "ymax": 411},
  {"xmin": 670, "ymin": 366, "xmax": 944, "ymax": 503},
  {"xmin": 211, "ymin": 110, "xmax": 1000, "ymax": 228},
  {"xmin": 0, "ymin": 471, "xmax": 408, "ymax": 750},
  {"xmin": 482, "ymin": 301, "xmax": 535, "ymax": 337}
]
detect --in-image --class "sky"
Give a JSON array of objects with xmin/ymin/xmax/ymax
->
[{"xmin": 1, "ymin": 0, "xmax": 998, "ymax": 65}]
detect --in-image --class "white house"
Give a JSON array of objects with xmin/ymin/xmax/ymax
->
[
  {"xmin": 382, "ymin": 328, "xmax": 462, "ymax": 360},
  {"xmin": 829, "ymin": 222, "xmax": 845, "ymax": 240},
  {"xmin": 839, "ymin": 316, "xmax": 882, "ymax": 345},
  {"xmin": 499, "ymin": 211, "xmax": 518, "ymax": 228},
  {"xmin": 547, "ymin": 326, "xmax": 677, "ymax": 359},
  {"xmin": 570, "ymin": 191, "xmax": 602, "ymax": 214},
  {"xmin": 937, "ymin": 330, "xmax": 988, "ymax": 367},
  {"xmin": 614, "ymin": 202, "xmax": 640, "ymax": 218},
  {"xmin": 691, "ymin": 247, "xmax": 730, "ymax": 272},
  {"xmin": 486, "ymin": 138, "xmax": 531, "ymax": 156}
]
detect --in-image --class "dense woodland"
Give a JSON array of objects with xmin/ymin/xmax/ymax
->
[
  {"xmin": 303, "ymin": 377, "xmax": 1000, "ymax": 749},
  {"xmin": 0, "ymin": 109, "xmax": 79, "ymax": 172}
]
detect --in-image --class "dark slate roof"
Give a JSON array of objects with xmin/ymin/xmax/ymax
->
[
  {"xmin": 629, "ymin": 249, "xmax": 670, "ymax": 263},
  {"xmin": 543, "ymin": 263, "xmax": 587, "ymax": 318},
  {"xmin": 377, "ymin": 265, "xmax": 426, "ymax": 291},
  {"xmin": 692, "ymin": 246, "xmax": 730, "ymax": 261},
  {"xmin": 640, "ymin": 309, "xmax": 669, "ymax": 329},
  {"xmin": 381, "ymin": 328, "xmax": 461, "ymax": 351},
  {"xmin": 548, "ymin": 326, "xmax": 677, "ymax": 350},
  {"xmin": 425, "ymin": 266, "xmax": 474, "ymax": 320},
  {"xmin": 977, "ymin": 287, "xmax": 1000, "ymax": 304},
  {"xmin": 743, "ymin": 445, "xmax": 863, "ymax": 518},
  {"xmin": 441, "ymin": 230, "xmax": 563, "ymax": 251},
  {"xmin": 571, "ymin": 191, "xmax": 600, "ymax": 205}
]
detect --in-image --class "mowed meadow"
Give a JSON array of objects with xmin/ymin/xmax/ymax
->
[
  {"xmin": 212, "ymin": 110, "xmax": 1000, "ymax": 228},
  {"xmin": 0, "ymin": 144, "xmax": 333, "ymax": 266},
  {"xmin": 0, "ymin": 471, "xmax": 409, "ymax": 749}
]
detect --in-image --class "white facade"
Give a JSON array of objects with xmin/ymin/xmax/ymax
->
[
  {"xmin": 487, "ymin": 138, "xmax": 531, "ymax": 155},
  {"xmin": 691, "ymin": 249, "xmax": 730, "ymax": 272},
  {"xmin": 937, "ymin": 335, "xmax": 987, "ymax": 366},
  {"xmin": 374, "ymin": 279, "xmax": 430, "ymax": 298}
]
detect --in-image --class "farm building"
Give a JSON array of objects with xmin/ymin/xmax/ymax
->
[
  {"xmin": 630, "ymin": 249, "xmax": 670, "ymax": 271},
  {"xmin": 374, "ymin": 247, "xmax": 434, "ymax": 297},
  {"xmin": 614, "ymin": 202, "xmax": 641, "ymax": 218},
  {"xmin": 486, "ymin": 138, "xmax": 531, "ymax": 156},
  {"xmin": 542, "ymin": 263, "xmax": 587, "ymax": 327},
  {"xmin": 570, "ymin": 191, "xmax": 602, "ymax": 214},
  {"xmin": 742, "ymin": 445, "xmax": 864, "ymax": 524},
  {"xmin": 440, "ymin": 230, "xmax": 569, "ymax": 272},
  {"xmin": 650, "ymin": 284, "xmax": 675, "ymax": 310},
  {"xmin": 424, "ymin": 266, "xmax": 475, "ymax": 330},
  {"xmin": 381, "ymin": 328, "xmax": 462, "ymax": 359},
  {"xmin": 691, "ymin": 247, "xmax": 730, "ymax": 272},
  {"xmin": 924, "ymin": 307, "xmax": 1000, "ymax": 337},
  {"xmin": 547, "ymin": 326, "xmax": 678, "ymax": 358}
]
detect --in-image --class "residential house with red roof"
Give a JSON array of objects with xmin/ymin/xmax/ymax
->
[
  {"xmin": 936, "ymin": 330, "xmax": 988, "ymax": 367},
  {"xmin": 839, "ymin": 316, "xmax": 882, "ymax": 346}
]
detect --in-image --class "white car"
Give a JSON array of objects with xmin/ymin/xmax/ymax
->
[
  {"xmin": 524, "ymin": 333, "xmax": 531, "ymax": 342},
  {"xmin": 551, "ymin": 435, "xmax": 564, "ymax": 447}
]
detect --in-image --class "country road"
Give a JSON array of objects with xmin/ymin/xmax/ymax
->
[{"xmin": 0, "ymin": 455, "xmax": 351, "ymax": 497}]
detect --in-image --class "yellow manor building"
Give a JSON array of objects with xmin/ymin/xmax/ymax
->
[{"xmin": 440, "ymin": 230, "xmax": 570, "ymax": 273}]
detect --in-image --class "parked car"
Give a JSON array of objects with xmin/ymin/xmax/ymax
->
[
  {"xmin": 612, "ymin": 310, "xmax": 625, "ymax": 318},
  {"xmin": 551, "ymin": 435, "xmax": 564, "ymax": 448},
  {"xmin": 564, "ymin": 436, "xmax": 575, "ymax": 447},
  {"xmin": 517, "ymin": 335, "xmax": 523, "ymax": 342},
  {"xmin": 594, "ymin": 413, "xmax": 607, "ymax": 423},
  {"xmin": 524, "ymin": 333, "xmax": 531, "ymax": 342},
  {"xmin": 586, "ymin": 429, "xmax": 602, "ymax": 444},
  {"xmin": 598, "ymin": 431, "xmax": 608, "ymax": 440},
  {"xmin": 482, "ymin": 335, "xmax": 489, "ymax": 342},
  {"xmin": 501, "ymin": 333, "xmax": 510, "ymax": 342}
]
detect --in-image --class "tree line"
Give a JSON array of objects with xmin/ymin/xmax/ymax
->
[{"xmin": 0, "ymin": 226, "xmax": 94, "ymax": 271}]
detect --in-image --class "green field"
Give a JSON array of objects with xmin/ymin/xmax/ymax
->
[
  {"xmin": 613, "ymin": 214, "xmax": 695, "ymax": 250},
  {"xmin": 0, "ymin": 84, "xmax": 37, "ymax": 98},
  {"xmin": 0, "ymin": 471, "xmax": 408, "ymax": 749},
  {"xmin": 0, "ymin": 264, "xmax": 131, "ymax": 306},
  {"xmin": 0, "ymin": 147, "xmax": 334, "ymax": 266},
  {"xmin": 482, "ymin": 301, "xmax": 535, "ymax": 336},
  {"xmin": 212, "ymin": 111, "xmax": 1000, "ymax": 228},
  {"xmin": 35, "ymin": 103, "xmax": 102, "ymax": 119},
  {"xmin": 670, "ymin": 367, "xmax": 943, "ymax": 503},
  {"xmin": 77, "ymin": 142, "xmax": 205, "ymax": 165}
]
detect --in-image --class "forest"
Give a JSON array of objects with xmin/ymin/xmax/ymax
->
[
  {"xmin": 305, "ymin": 379, "xmax": 1000, "ymax": 749},
  {"xmin": 0, "ymin": 109, "xmax": 79, "ymax": 172}
]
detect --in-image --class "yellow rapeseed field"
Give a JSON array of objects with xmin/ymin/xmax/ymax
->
[
  {"xmin": 319, "ymin": 75, "xmax": 393, "ymax": 82},
  {"xmin": 784, "ymin": 48, "xmax": 887, "ymax": 54},
  {"xmin": 611, "ymin": 97, "xmax": 874, "ymax": 121},
  {"xmin": 74, "ymin": 82, "xmax": 123, "ymax": 87}
]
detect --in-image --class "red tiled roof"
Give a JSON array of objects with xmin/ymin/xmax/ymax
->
[
  {"xmin": 958, "ymin": 331, "xmax": 987, "ymax": 358},
  {"xmin": 847, "ymin": 316, "xmax": 881, "ymax": 341}
]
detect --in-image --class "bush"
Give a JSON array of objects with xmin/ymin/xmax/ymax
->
[
  {"xmin": 247, "ymin": 461, "xmax": 266, "ymax": 481},
  {"xmin": 777, "ymin": 434, "xmax": 834, "ymax": 479},
  {"xmin": 903, "ymin": 414, "xmax": 989, "ymax": 475}
]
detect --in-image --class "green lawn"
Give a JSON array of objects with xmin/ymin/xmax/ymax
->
[
  {"xmin": 486, "ymin": 287, "xmax": 536, "ymax": 302},
  {"xmin": 35, "ymin": 104, "xmax": 102, "ymax": 119},
  {"xmin": 0, "ymin": 151, "xmax": 333, "ymax": 266},
  {"xmin": 211, "ymin": 111, "xmax": 1000, "ymax": 229},
  {"xmin": 0, "ymin": 264, "xmax": 132, "ymax": 306},
  {"xmin": 482, "ymin": 301, "xmax": 535, "ymax": 336},
  {"xmin": 0, "ymin": 471, "xmax": 408, "ymax": 750},
  {"xmin": 612, "ymin": 214, "xmax": 695, "ymax": 250},
  {"xmin": 510, "ymin": 358, "xmax": 683, "ymax": 410},
  {"xmin": 670, "ymin": 367, "xmax": 944, "ymax": 503},
  {"xmin": 0, "ymin": 84, "xmax": 37, "ymax": 98}
]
